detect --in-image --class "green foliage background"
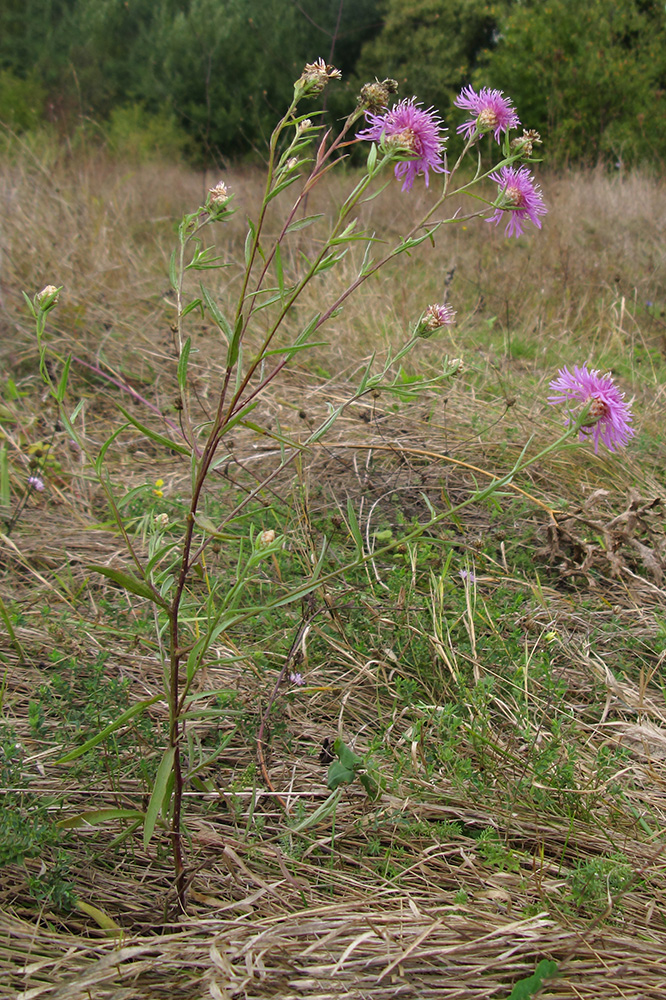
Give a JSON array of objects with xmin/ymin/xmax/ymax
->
[{"xmin": 0, "ymin": 0, "xmax": 665, "ymax": 166}]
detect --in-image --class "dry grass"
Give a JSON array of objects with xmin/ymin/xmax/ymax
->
[{"xmin": 2, "ymin": 137, "xmax": 666, "ymax": 997}]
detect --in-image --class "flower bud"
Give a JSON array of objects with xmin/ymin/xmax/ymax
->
[{"xmin": 259, "ymin": 529, "xmax": 276, "ymax": 546}]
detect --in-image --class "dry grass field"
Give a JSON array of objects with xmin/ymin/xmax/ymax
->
[{"xmin": 2, "ymin": 133, "xmax": 666, "ymax": 998}]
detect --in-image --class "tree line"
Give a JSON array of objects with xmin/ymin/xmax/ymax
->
[{"xmin": 1, "ymin": 0, "xmax": 665, "ymax": 166}]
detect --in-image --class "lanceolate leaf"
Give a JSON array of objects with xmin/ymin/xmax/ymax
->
[
  {"xmin": 143, "ymin": 746, "xmax": 176, "ymax": 848},
  {"xmin": 87, "ymin": 564, "xmax": 168, "ymax": 608},
  {"xmin": 177, "ymin": 337, "xmax": 191, "ymax": 393},
  {"xmin": 116, "ymin": 404, "xmax": 191, "ymax": 456},
  {"xmin": 55, "ymin": 694, "xmax": 163, "ymax": 763},
  {"xmin": 58, "ymin": 808, "xmax": 145, "ymax": 829}
]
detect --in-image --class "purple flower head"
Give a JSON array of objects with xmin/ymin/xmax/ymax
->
[
  {"xmin": 487, "ymin": 165, "xmax": 547, "ymax": 238},
  {"xmin": 289, "ymin": 672, "xmax": 304, "ymax": 686},
  {"xmin": 27, "ymin": 475, "xmax": 45, "ymax": 492},
  {"xmin": 547, "ymin": 365, "xmax": 635, "ymax": 453},
  {"xmin": 454, "ymin": 86, "xmax": 520, "ymax": 144},
  {"xmin": 416, "ymin": 302, "xmax": 456, "ymax": 338},
  {"xmin": 357, "ymin": 98, "xmax": 446, "ymax": 191}
]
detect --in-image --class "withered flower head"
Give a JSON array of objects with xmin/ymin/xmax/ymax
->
[
  {"xmin": 510, "ymin": 129, "xmax": 542, "ymax": 158},
  {"xmin": 296, "ymin": 58, "xmax": 342, "ymax": 98},
  {"xmin": 358, "ymin": 78, "xmax": 399, "ymax": 113}
]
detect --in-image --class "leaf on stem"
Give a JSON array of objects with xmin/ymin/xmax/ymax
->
[
  {"xmin": 143, "ymin": 746, "xmax": 176, "ymax": 848},
  {"xmin": 285, "ymin": 214, "xmax": 323, "ymax": 234},
  {"xmin": 88, "ymin": 563, "xmax": 168, "ymax": 607},
  {"xmin": 58, "ymin": 807, "xmax": 145, "ymax": 829},
  {"xmin": 115, "ymin": 404, "xmax": 191, "ymax": 456},
  {"xmin": 177, "ymin": 337, "xmax": 192, "ymax": 394},
  {"xmin": 201, "ymin": 286, "xmax": 234, "ymax": 342},
  {"xmin": 55, "ymin": 694, "xmax": 163, "ymax": 763}
]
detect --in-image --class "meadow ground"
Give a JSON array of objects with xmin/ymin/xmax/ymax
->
[{"xmin": 1, "ymin": 136, "xmax": 666, "ymax": 998}]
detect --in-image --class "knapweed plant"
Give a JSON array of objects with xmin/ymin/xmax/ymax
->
[{"xmin": 26, "ymin": 62, "xmax": 634, "ymax": 909}]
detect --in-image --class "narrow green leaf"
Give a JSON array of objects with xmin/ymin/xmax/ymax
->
[
  {"xmin": 329, "ymin": 220, "xmax": 358, "ymax": 246},
  {"xmin": 200, "ymin": 286, "xmax": 233, "ymax": 341},
  {"xmin": 290, "ymin": 787, "xmax": 342, "ymax": 833},
  {"xmin": 56, "ymin": 354, "xmax": 72, "ymax": 403},
  {"xmin": 293, "ymin": 312, "xmax": 321, "ymax": 346},
  {"xmin": 88, "ymin": 563, "xmax": 166, "ymax": 607},
  {"xmin": 313, "ymin": 250, "xmax": 347, "ymax": 275},
  {"xmin": 227, "ymin": 314, "xmax": 243, "ymax": 367},
  {"xmin": 263, "ymin": 340, "xmax": 326, "ymax": 360},
  {"xmin": 345, "ymin": 499, "xmax": 364, "ymax": 555},
  {"xmin": 274, "ymin": 243, "xmax": 285, "ymax": 300},
  {"xmin": 56, "ymin": 694, "xmax": 162, "ymax": 763},
  {"xmin": 169, "ymin": 249, "xmax": 178, "ymax": 291},
  {"xmin": 240, "ymin": 419, "xmax": 304, "ymax": 449},
  {"xmin": 58, "ymin": 808, "xmax": 144, "ymax": 829},
  {"xmin": 0, "ymin": 444, "xmax": 9, "ymax": 509},
  {"xmin": 181, "ymin": 298, "xmax": 203, "ymax": 318},
  {"xmin": 244, "ymin": 219, "xmax": 256, "ymax": 267},
  {"xmin": 285, "ymin": 214, "xmax": 323, "ymax": 234},
  {"xmin": 366, "ymin": 142, "xmax": 378, "ymax": 173},
  {"xmin": 116, "ymin": 404, "xmax": 190, "ymax": 456},
  {"xmin": 266, "ymin": 173, "xmax": 299, "ymax": 202},
  {"xmin": 177, "ymin": 337, "xmax": 192, "ymax": 394},
  {"xmin": 95, "ymin": 423, "xmax": 131, "ymax": 475},
  {"xmin": 143, "ymin": 746, "xmax": 176, "ymax": 848}
]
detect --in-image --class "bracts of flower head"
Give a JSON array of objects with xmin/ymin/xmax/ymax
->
[
  {"xmin": 547, "ymin": 365, "xmax": 635, "ymax": 452},
  {"xmin": 357, "ymin": 98, "xmax": 446, "ymax": 191}
]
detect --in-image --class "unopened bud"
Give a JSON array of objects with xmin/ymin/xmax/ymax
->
[
  {"xmin": 259, "ymin": 529, "xmax": 276, "ymax": 546},
  {"xmin": 155, "ymin": 512, "xmax": 169, "ymax": 529}
]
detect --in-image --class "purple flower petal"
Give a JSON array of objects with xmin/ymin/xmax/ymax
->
[
  {"xmin": 454, "ymin": 85, "xmax": 520, "ymax": 143},
  {"xmin": 547, "ymin": 365, "xmax": 635, "ymax": 452},
  {"xmin": 487, "ymin": 165, "xmax": 547, "ymax": 238},
  {"xmin": 357, "ymin": 98, "xmax": 446, "ymax": 191}
]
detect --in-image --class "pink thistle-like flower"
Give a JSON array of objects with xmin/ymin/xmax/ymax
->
[
  {"xmin": 547, "ymin": 365, "xmax": 635, "ymax": 452},
  {"xmin": 357, "ymin": 98, "xmax": 446, "ymax": 191},
  {"xmin": 416, "ymin": 302, "xmax": 456, "ymax": 338},
  {"xmin": 487, "ymin": 165, "xmax": 547, "ymax": 238},
  {"xmin": 27, "ymin": 475, "xmax": 45, "ymax": 491},
  {"xmin": 454, "ymin": 86, "xmax": 520, "ymax": 143}
]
